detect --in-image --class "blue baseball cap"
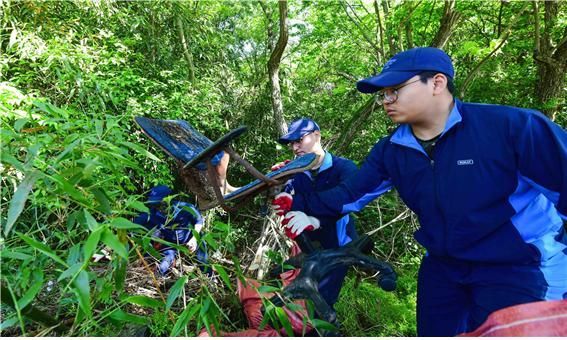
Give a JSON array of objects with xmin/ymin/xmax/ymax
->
[
  {"xmin": 278, "ymin": 118, "xmax": 320, "ymax": 144},
  {"xmin": 147, "ymin": 185, "xmax": 173, "ymax": 204},
  {"xmin": 356, "ymin": 47, "xmax": 454, "ymax": 93}
]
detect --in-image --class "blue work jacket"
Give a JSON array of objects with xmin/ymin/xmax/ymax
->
[
  {"xmin": 288, "ymin": 152, "xmax": 359, "ymax": 249},
  {"xmin": 133, "ymin": 201, "xmax": 204, "ymax": 245},
  {"xmin": 292, "ymin": 99, "xmax": 567, "ymax": 264}
]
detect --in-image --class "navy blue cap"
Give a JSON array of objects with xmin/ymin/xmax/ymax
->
[
  {"xmin": 356, "ymin": 47, "xmax": 454, "ymax": 93},
  {"xmin": 147, "ymin": 185, "xmax": 173, "ymax": 204},
  {"xmin": 278, "ymin": 118, "xmax": 320, "ymax": 144}
]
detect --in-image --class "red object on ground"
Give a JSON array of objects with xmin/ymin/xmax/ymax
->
[
  {"xmin": 459, "ymin": 300, "xmax": 567, "ymax": 336},
  {"xmin": 199, "ymin": 245, "xmax": 314, "ymax": 337}
]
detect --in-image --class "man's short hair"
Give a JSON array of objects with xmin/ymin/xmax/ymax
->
[{"xmin": 418, "ymin": 71, "xmax": 455, "ymax": 94}]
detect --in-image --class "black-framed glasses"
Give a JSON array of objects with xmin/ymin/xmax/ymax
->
[
  {"xmin": 375, "ymin": 78, "xmax": 422, "ymax": 105},
  {"xmin": 288, "ymin": 131, "xmax": 313, "ymax": 148}
]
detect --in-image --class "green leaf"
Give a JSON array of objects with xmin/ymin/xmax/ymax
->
[
  {"xmin": 48, "ymin": 173, "xmax": 89, "ymax": 204},
  {"xmin": 199, "ymin": 296, "xmax": 211, "ymax": 316},
  {"xmin": 91, "ymin": 188, "xmax": 112, "ymax": 214},
  {"xmin": 119, "ymin": 141, "xmax": 162, "ymax": 162},
  {"xmin": 0, "ymin": 250, "xmax": 32, "ymax": 261},
  {"xmin": 122, "ymin": 295, "xmax": 164, "ymax": 309},
  {"xmin": 0, "ymin": 317, "xmax": 19, "ymax": 331},
  {"xmin": 4, "ymin": 171, "xmax": 40, "ymax": 237},
  {"xmin": 166, "ymin": 276, "xmax": 188, "ymax": 311},
  {"xmin": 212, "ymin": 264, "xmax": 232, "ymax": 292},
  {"xmin": 257, "ymin": 285, "xmax": 280, "ymax": 293},
  {"xmin": 109, "ymin": 309, "xmax": 147, "ymax": 325},
  {"xmin": 101, "ymin": 229, "xmax": 128, "ymax": 259},
  {"xmin": 110, "ymin": 217, "xmax": 144, "ymax": 230},
  {"xmin": 0, "ymin": 152, "xmax": 25, "ymax": 172},
  {"xmin": 310, "ymin": 318, "xmax": 338, "ymax": 332},
  {"xmin": 83, "ymin": 227, "xmax": 103, "ymax": 261},
  {"xmin": 58, "ymin": 263, "xmax": 83, "ymax": 282},
  {"xmin": 82, "ymin": 209, "xmax": 99, "ymax": 231},
  {"xmin": 17, "ymin": 270, "xmax": 44, "ymax": 309},
  {"xmin": 276, "ymin": 306, "xmax": 293, "ymax": 336},
  {"xmin": 14, "ymin": 118, "xmax": 29, "ymax": 132},
  {"xmin": 202, "ymin": 233, "xmax": 218, "ymax": 250},
  {"xmin": 170, "ymin": 303, "xmax": 200, "ymax": 336},
  {"xmin": 114, "ymin": 257, "xmax": 127, "ymax": 293},
  {"xmin": 17, "ymin": 232, "xmax": 68, "ymax": 267},
  {"xmin": 283, "ymin": 302, "xmax": 305, "ymax": 312},
  {"xmin": 73, "ymin": 270, "xmax": 92, "ymax": 317},
  {"xmin": 127, "ymin": 200, "xmax": 149, "ymax": 213},
  {"xmin": 53, "ymin": 139, "xmax": 80, "ymax": 164}
]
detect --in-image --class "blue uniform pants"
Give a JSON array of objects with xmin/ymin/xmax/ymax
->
[{"xmin": 416, "ymin": 250, "xmax": 567, "ymax": 336}]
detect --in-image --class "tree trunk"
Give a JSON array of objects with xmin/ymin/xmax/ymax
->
[
  {"xmin": 266, "ymin": 0, "xmax": 289, "ymax": 136},
  {"xmin": 374, "ymin": 0, "xmax": 385, "ymax": 64},
  {"xmin": 334, "ymin": 97, "xmax": 379, "ymax": 154},
  {"xmin": 430, "ymin": 0, "xmax": 461, "ymax": 49},
  {"xmin": 176, "ymin": 15, "xmax": 196, "ymax": 83},
  {"xmin": 460, "ymin": 2, "xmax": 530, "ymax": 98},
  {"xmin": 533, "ymin": 0, "xmax": 566, "ymax": 120},
  {"xmin": 381, "ymin": 0, "xmax": 397, "ymax": 55}
]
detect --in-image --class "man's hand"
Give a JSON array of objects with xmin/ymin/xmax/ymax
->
[
  {"xmin": 281, "ymin": 211, "xmax": 320, "ymax": 239},
  {"xmin": 187, "ymin": 237, "xmax": 198, "ymax": 252},
  {"xmin": 270, "ymin": 159, "xmax": 291, "ymax": 171},
  {"xmin": 271, "ymin": 192, "xmax": 293, "ymax": 216}
]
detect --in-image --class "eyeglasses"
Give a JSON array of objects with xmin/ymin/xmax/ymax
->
[
  {"xmin": 288, "ymin": 131, "xmax": 313, "ymax": 148},
  {"xmin": 375, "ymin": 78, "xmax": 422, "ymax": 105}
]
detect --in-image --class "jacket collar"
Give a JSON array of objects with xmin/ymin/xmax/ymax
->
[
  {"xmin": 303, "ymin": 151, "xmax": 332, "ymax": 179},
  {"xmin": 390, "ymin": 99, "xmax": 462, "ymax": 153}
]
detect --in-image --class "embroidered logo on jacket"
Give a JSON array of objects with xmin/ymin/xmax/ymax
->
[{"xmin": 457, "ymin": 159, "xmax": 474, "ymax": 166}]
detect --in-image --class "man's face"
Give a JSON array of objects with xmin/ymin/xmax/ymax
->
[
  {"xmin": 380, "ymin": 75, "xmax": 432, "ymax": 124},
  {"xmin": 289, "ymin": 130, "xmax": 320, "ymax": 156}
]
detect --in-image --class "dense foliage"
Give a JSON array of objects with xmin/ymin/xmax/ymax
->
[{"xmin": 1, "ymin": 0, "xmax": 565, "ymax": 337}]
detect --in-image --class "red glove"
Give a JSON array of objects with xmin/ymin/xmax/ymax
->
[
  {"xmin": 270, "ymin": 159, "xmax": 291, "ymax": 171},
  {"xmin": 271, "ymin": 192, "xmax": 293, "ymax": 216},
  {"xmin": 281, "ymin": 211, "xmax": 320, "ymax": 240}
]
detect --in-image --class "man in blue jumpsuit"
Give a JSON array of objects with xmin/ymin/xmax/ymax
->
[
  {"xmin": 272, "ymin": 118, "xmax": 359, "ymax": 310},
  {"xmin": 133, "ymin": 185, "xmax": 208, "ymax": 275},
  {"xmin": 273, "ymin": 47, "xmax": 567, "ymax": 336}
]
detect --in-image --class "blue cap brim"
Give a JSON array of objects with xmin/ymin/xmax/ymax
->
[
  {"xmin": 356, "ymin": 70, "xmax": 420, "ymax": 93},
  {"xmin": 278, "ymin": 133, "xmax": 300, "ymax": 144}
]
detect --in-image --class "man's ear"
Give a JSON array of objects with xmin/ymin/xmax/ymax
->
[
  {"xmin": 313, "ymin": 130, "xmax": 322, "ymax": 141},
  {"xmin": 432, "ymin": 73, "xmax": 448, "ymax": 95}
]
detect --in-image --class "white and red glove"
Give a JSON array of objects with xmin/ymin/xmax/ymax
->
[
  {"xmin": 281, "ymin": 211, "xmax": 320, "ymax": 240},
  {"xmin": 271, "ymin": 192, "xmax": 293, "ymax": 216},
  {"xmin": 270, "ymin": 159, "xmax": 291, "ymax": 171}
]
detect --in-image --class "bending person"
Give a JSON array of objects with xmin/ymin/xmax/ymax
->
[
  {"xmin": 272, "ymin": 47, "xmax": 567, "ymax": 336},
  {"xmin": 272, "ymin": 118, "xmax": 359, "ymax": 312}
]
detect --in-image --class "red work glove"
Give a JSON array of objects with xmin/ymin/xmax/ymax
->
[
  {"xmin": 270, "ymin": 159, "xmax": 291, "ymax": 171},
  {"xmin": 271, "ymin": 192, "xmax": 293, "ymax": 216},
  {"xmin": 281, "ymin": 211, "xmax": 320, "ymax": 240}
]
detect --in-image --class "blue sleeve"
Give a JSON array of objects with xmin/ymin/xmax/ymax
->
[
  {"xmin": 292, "ymin": 139, "xmax": 393, "ymax": 218},
  {"xmin": 512, "ymin": 111, "xmax": 567, "ymax": 218},
  {"xmin": 133, "ymin": 212, "xmax": 150, "ymax": 227},
  {"xmin": 172, "ymin": 201, "xmax": 204, "ymax": 226}
]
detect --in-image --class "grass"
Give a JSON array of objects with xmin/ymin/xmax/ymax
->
[{"xmin": 335, "ymin": 263, "xmax": 418, "ymax": 337}]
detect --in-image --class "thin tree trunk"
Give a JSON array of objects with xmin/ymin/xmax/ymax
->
[
  {"xmin": 381, "ymin": 0, "xmax": 397, "ymax": 55},
  {"xmin": 176, "ymin": 15, "xmax": 196, "ymax": 83},
  {"xmin": 430, "ymin": 0, "xmax": 461, "ymax": 49},
  {"xmin": 374, "ymin": 0, "xmax": 385, "ymax": 64},
  {"xmin": 533, "ymin": 0, "xmax": 566, "ymax": 119},
  {"xmin": 334, "ymin": 97, "xmax": 379, "ymax": 154},
  {"xmin": 266, "ymin": 0, "xmax": 289, "ymax": 136},
  {"xmin": 343, "ymin": 0, "xmax": 381, "ymax": 60}
]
